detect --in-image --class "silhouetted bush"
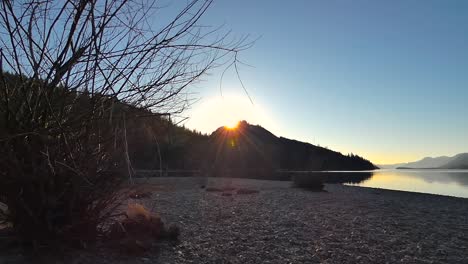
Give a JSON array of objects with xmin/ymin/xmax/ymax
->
[
  {"xmin": 292, "ymin": 173, "xmax": 327, "ymax": 190},
  {"xmin": 0, "ymin": 72, "xmax": 197, "ymax": 247},
  {"xmin": 325, "ymin": 172, "xmax": 373, "ymax": 184},
  {"xmin": 0, "ymin": 0, "xmax": 248, "ymax": 248},
  {"xmin": 0, "ymin": 73, "xmax": 163, "ymax": 246}
]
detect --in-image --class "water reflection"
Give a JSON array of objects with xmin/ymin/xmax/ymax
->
[
  {"xmin": 402, "ymin": 171, "xmax": 468, "ymax": 186},
  {"xmin": 345, "ymin": 169, "xmax": 468, "ymax": 199},
  {"xmin": 324, "ymin": 171, "xmax": 373, "ymax": 184}
]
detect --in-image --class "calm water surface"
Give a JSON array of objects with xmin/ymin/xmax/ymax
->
[{"xmin": 346, "ymin": 169, "xmax": 468, "ymax": 199}]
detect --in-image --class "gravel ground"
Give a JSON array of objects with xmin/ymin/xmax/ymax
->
[{"xmin": 3, "ymin": 177, "xmax": 468, "ymax": 263}]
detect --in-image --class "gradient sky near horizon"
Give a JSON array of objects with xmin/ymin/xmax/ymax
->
[{"xmin": 182, "ymin": 0, "xmax": 468, "ymax": 165}]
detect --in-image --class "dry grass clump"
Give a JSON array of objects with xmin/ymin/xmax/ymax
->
[{"xmin": 108, "ymin": 203, "xmax": 179, "ymax": 255}]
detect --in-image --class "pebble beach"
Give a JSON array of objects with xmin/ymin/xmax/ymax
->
[{"xmin": 3, "ymin": 177, "xmax": 468, "ymax": 263}]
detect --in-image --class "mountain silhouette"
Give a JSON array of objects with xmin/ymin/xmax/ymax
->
[
  {"xmin": 205, "ymin": 121, "xmax": 377, "ymax": 179},
  {"xmin": 382, "ymin": 153, "xmax": 468, "ymax": 169},
  {"xmin": 439, "ymin": 153, "xmax": 468, "ymax": 169},
  {"xmin": 383, "ymin": 156, "xmax": 452, "ymax": 169}
]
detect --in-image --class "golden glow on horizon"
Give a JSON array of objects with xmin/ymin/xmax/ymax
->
[{"xmin": 365, "ymin": 152, "xmax": 422, "ymax": 165}]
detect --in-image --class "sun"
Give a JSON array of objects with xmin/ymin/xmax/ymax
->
[{"xmin": 224, "ymin": 121, "xmax": 239, "ymax": 130}]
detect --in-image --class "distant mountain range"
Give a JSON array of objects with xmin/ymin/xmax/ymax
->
[
  {"xmin": 438, "ymin": 153, "xmax": 468, "ymax": 169},
  {"xmin": 379, "ymin": 153, "xmax": 468, "ymax": 169}
]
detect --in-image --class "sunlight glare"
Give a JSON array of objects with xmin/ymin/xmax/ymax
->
[
  {"xmin": 185, "ymin": 95, "xmax": 278, "ymax": 135},
  {"xmin": 225, "ymin": 121, "xmax": 239, "ymax": 130}
]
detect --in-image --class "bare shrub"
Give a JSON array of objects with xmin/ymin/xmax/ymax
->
[
  {"xmin": 0, "ymin": 0, "xmax": 249, "ymax": 246},
  {"xmin": 107, "ymin": 203, "xmax": 179, "ymax": 254}
]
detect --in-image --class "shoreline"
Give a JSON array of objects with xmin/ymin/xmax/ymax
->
[
  {"xmin": 344, "ymin": 183, "xmax": 468, "ymax": 200},
  {"xmin": 140, "ymin": 173, "xmax": 468, "ymax": 200}
]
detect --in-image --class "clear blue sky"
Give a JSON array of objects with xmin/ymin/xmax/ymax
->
[{"xmin": 183, "ymin": 0, "xmax": 468, "ymax": 164}]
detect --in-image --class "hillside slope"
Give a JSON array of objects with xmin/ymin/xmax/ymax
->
[{"xmin": 206, "ymin": 121, "xmax": 377, "ymax": 177}]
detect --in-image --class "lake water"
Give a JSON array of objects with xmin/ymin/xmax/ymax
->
[{"xmin": 345, "ymin": 169, "xmax": 468, "ymax": 199}]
